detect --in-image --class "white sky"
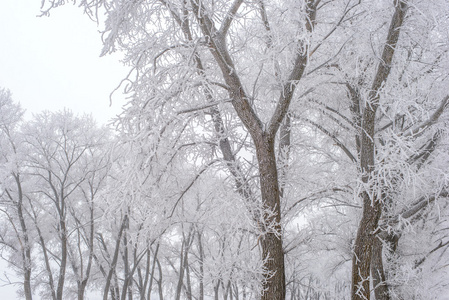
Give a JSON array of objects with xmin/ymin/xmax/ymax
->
[
  {"xmin": 0, "ymin": 0, "xmax": 128, "ymax": 125},
  {"xmin": 0, "ymin": 0, "xmax": 127, "ymax": 298}
]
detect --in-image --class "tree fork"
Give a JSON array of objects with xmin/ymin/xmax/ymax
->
[{"xmin": 351, "ymin": 1, "xmax": 408, "ymax": 299}]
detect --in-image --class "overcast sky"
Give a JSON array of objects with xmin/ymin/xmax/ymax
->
[{"xmin": 0, "ymin": 0, "xmax": 128, "ymax": 125}]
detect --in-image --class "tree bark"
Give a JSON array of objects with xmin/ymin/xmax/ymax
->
[
  {"xmin": 371, "ymin": 236, "xmax": 390, "ymax": 300},
  {"xmin": 256, "ymin": 136, "xmax": 286, "ymax": 300},
  {"xmin": 351, "ymin": 2, "xmax": 407, "ymax": 299}
]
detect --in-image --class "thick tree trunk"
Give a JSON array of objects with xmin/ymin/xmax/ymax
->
[
  {"xmin": 352, "ymin": 141, "xmax": 382, "ymax": 300},
  {"xmin": 256, "ymin": 137, "xmax": 285, "ymax": 300}
]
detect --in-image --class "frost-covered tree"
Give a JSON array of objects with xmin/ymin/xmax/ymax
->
[
  {"xmin": 0, "ymin": 88, "xmax": 33, "ymax": 300},
  {"xmin": 22, "ymin": 110, "xmax": 111, "ymax": 300},
  {"xmin": 38, "ymin": 1, "xmax": 366, "ymax": 297},
  {"xmin": 26, "ymin": 0, "xmax": 449, "ymax": 299},
  {"xmin": 287, "ymin": 1, "xmax": 449, "ymax": 299}
]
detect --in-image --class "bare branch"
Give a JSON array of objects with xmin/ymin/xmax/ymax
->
[
  {"xmin": 176, "ymin": 99, "xmax": 232, "ymax": 115},
  {"xmin": 414, "ymin": 239, "xmax": 449, "ymax": 268},
  {"xmin": 404, "ymin": 95, "xmax": 449, "ymax": 138},
  {"xmin": 285, "ymin": 186, "xmax": 352, "ymax": 215},
  {"xmin": 267, "ymin": 0, "xmax": 318, "ymax": 139},
  {"xmin": 407, "ymin": 130, "xmax": 441, "ymax": 168},
  {"xmin": 308, "ymin": 98, "xmax": 356, "ymax": 130},
  {"xmin": 168, "ymin": 159, "xmax": 219, "ymax": 218},
  {"xmin": 309, "ymin": 0, "xmax": 360, "ymax": 58},
  {"xmin": 219, "ymin": 0, "xmax": 244, "ymax": 36},
  {"xmin": 303, "ymin": 118, "xmax": 357, "ymax": 163},
  {"xmin": 386, "ymin": 190, "xmax": 448, "ymax": 227},
  {"xmin": 190, "ymin": 0, "xmax": 264, "ymax": 137}
]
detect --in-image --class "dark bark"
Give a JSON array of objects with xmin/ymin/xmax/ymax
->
[{"xmin": 256, "ymin": 136, "xmax": 286, "ymax": 300}]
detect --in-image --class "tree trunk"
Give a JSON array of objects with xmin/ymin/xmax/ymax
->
[
  {"xmin": 187, "ymin": 2, "xmax": 316, "ymax": 299},
  {"xmin": 352, "ymin": 191, "xmax": 382, "ymax": 300},
  {"xmin": 156, "ymin": 258, "xmax": 164, "ymax": 300},
  {"xmin": 29, "ymin": 200, "xmax": 57, "ymax": 300},
  {"xmin": 196, "ymin": 230, "xmax": 204, "ymax": 300},
  {"xmin": 56, "ymin": 208, "xmax": 68, "ymax": 300},
  {"xmin": 146, "ymin": 243, "xmax": 160, "ymax": 300},
  {"xmin": 13, "ymin": 174, "xmax": 33, "ymax": 300},
  {"xmin": 103, "ymin": 214, "xmax": 128, "ymax": 300},
  {"xmin": 351, "ymin": 2, "xmax": 407, "ymax": 299},
  {"xmin": 256, "ymin": 137, "xmax": 285, "ymax": 300}
]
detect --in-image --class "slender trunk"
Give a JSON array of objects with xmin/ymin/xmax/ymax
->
[
  {"xmin": 56, "ymin": 212, "xmax": 68, "ymax": 300},
  {"xmin": 104, "ymin": 214, "xmax": 128, "ymax": 300},
  {"xmin": 120, "ymin": 224, "xmax": 131, "ymax": 300},
  {"xmin": 223, "ymin": 280, "xmax": 231, "ymax": 300},
  {"xmin": 214, "ymin": 280, "xmax": 220, "ymax": 300},
  {"xmin": 184, "ymin": 253, "xmax": 193, "ymax": 300},
  {"xmin": 13, "ymin": 174, "xmax": 33, "ymax": 300},
  {"xmin": 139, "ymin": 253, "xmax": 149, "ymax": 300},
  {"xmin": 175, "ymin": 240, "xmax": 185, "ymax": 300},
  {"xmin": 147, "ymin": 243, "xmax": 160, "ymax": 300},
  {"xmin": 80, "ymin": 206, "xmax": 95, "ymax": 300},
  {"xmin": 233, "ymin": 283, "xmax": 239, "ymax": 300},
  {"xmin": 156, "ymin": 258, "xmax": 164, "ymax": 300},
  {"xmin": 36, "ymin": 223, "xmax": 57, "ymax": 300},
  {"xmin": 197, "ymin": 230, "xmax": 204, "ymax": 300},
  {"xmin": 29, "ymin": 200, "xmax": 57, "ymax": 300}
]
